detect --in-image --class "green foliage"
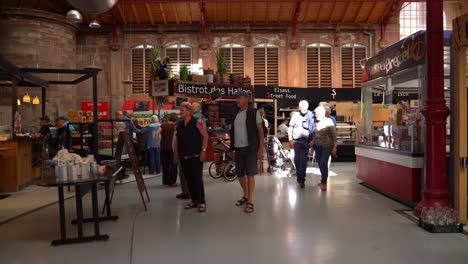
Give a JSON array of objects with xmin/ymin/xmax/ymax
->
[
  {"xmin": 150, "ymin": 45, "xmax": 161, "ymax": 73},
  {"xmin": 179, "ymin": 65, "xmax": 190, "ymax": 81},
  {"xmin": 215, "ymin": 51, "xmax": 228, "ymax": 76}
]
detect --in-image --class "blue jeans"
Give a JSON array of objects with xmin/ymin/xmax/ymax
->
[
  {"xmin": 294, "ymin": 140, "xmax": 310, "ymax": 184},
  {"xmin": 314, "ymin": 145, "xmax": 332, "ymax": 184},
  {"xmin": 148, "ymin": 147, "xmax": 161, "ymax": 174}
]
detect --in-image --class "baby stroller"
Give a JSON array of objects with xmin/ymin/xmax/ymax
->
[{"xmin": 267, "ymin": 136, "xmax": 295, "ymax": 173}]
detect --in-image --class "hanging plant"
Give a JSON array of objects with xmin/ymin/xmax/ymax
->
[
  {"xmin": 150, "ymin": 45, "xmax": 161, "ymax": 74},
  {"xmin": 179, "ymin": 65, "xmax": 190, "ymax": 81}
]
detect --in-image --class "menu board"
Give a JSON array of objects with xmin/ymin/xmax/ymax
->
[{"xmin": 219, "ymin": 101, "xmax": 238, "ymax": 128}]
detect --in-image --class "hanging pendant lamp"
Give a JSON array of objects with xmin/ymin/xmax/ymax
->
[
  {"xmin": 22, "ymin": 93, "xmax": 31, "ymax": 103},
  {"xmin": 32, "ymin": 96, "xmax": 40, "ymax": 105}
]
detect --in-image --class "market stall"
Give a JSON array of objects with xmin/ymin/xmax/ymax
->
[
  {"xmin": 253, "ymin": 85, "xmax": 361, "ymax": 161},
  {"xmin": 0, "ymin": 56, "xmax": 102, "ymax": 192},
  {"xmin": 357, "ymin": 30, "xmax": 452, "ymax": 205}
]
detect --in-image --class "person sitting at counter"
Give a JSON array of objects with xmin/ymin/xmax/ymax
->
[
  {"xmin": 34, "ymin": 115, "xmax": 52, "ymax": 139},
  {"xmin": 52, "ymin": 117, "xmax": 72, "ymax": 154},
  {"xmin": 277, "ymin": 119, "xmax": 289, "ymax": 138}
]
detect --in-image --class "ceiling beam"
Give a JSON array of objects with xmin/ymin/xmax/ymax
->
[
  {"xmin": 200, "ymin": 0, "xmax": 208, "ymax": 47},
  {"xmin": 159, "ymin": 3, "xmax": 167, "ymax": 24},
  {"xmin": 188, "ymin": 4, "xmax": 193, "ymax": 24},
  {"xmin": 315, "ymin": 2, "xmax": 322, "ymax": 23},
  {"xmin": 172, "ymin": 3, "xmax": 179, "ymax": 24},
  {"xmin": 117, "ymin": 4, "xmax": 127, "ymax": 24},
  {"xmin": 353, "ymin": 1, "xmax": 364, "ymax": 23},
  {"xmin": 366, "ymin": 2, "xmax": 378, "ymax": 23},
  {"xmin": 131, "ymin": 4, "xmax": 140, "ymax": 24},
  {"xmin": 341, "ymin": 2, "xmax": 350, "ymax": 23},
  {"xmin": 328, "ymin": 2, "xmax": 337, "ymax": 23},
  {"xmin": 145, "ymin": 3, "xmax": 154, "ymax": 25},
  {"xmin": 290, "ymin": 0, "xmax": 302, "ymax": 46}
]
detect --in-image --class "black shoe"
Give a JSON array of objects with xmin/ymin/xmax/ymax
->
[{"xmin": 299, "ymin": 182, "xmax": 305, "ymax": 188}]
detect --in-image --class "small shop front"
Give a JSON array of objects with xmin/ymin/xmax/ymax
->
[{"xmin": 356, "ymin": 30, "xmax": 452, "ymax": 206}]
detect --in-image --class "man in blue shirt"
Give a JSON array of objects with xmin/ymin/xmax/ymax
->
[{"xmin": 134, "ymin": 115, "xmax": 161, "ymax": 174}]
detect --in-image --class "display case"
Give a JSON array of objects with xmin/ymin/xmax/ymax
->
[
  {"xmin": 334, "ymin": 121, "xmax": 357, "ymax": 161},
  {"xmin": 97, "ymin": 119, "xmax": 131, "ymax": 159},
  {"xmin": 69, "ymin": 123, "xmax": 94, "ymax": 156}
]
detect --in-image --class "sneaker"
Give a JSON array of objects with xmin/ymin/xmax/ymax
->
[
  {"xmin": 299, "ymin": 182, "xmax": 305, "ymax": 188},
  {"xmin": 318, "ymin": 183, "xmax": 327, "ymax": 191}
]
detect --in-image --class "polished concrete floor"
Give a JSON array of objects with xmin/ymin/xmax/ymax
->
[{"xmin": 1, "ymin": 163, "xmax": 468, "ymax": 264}]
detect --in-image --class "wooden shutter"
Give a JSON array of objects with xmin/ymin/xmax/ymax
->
[
  {"xmin": 254, "ymin": 47, "xmax": 279, "ymax": 86},
  {"xmin": 165, "ymin": 47, "xmax": 192, "ymax": 74},
  {"xmin": 165, "ymin": 48, "xmax": 179, "ymax": 74},
  {"xmin": 144, "ymin": 48, "xmax": 152, "ymax": 94},
  {"xmin": 232, "ymin": 48, "xmax": 244, "ymax": 78},
  {"xmin": 253, "ymin": 47, "xmax": 266, "ymax": 85},
  {"xmin": 320, "ymin": 47, "xmax": 332, "ymax": 88},
  {"xmin": 220, "ymin": 47, "xmax": 245, "ymax": 78},
  {"xmin": 132, "ymin": 48, "xmax": 145, "ymax": 94},
  {"xmin": 307, "ymin": 47, "xmax": 319, "ymax": 88},
  {"xmin": 266, "ymin": 48, "xmax": 279, "ymax": 85},
  {"xmin": 341, "ymin": 47, "xmax": 354, "ymax": 88},
  {"xmin": 354, "ymin": 47, "xmax": 366, "ymax": 88},
  {"xmin": 179, "ymin": 48, "xmax": 192, "ymax": 69}
]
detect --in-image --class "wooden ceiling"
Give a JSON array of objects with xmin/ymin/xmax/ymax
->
[{"xmin": 0, "ymin": 0, "xmax": 395, "ymax": 25}]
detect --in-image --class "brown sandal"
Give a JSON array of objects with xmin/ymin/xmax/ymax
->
[
  {"xmin": 198, "ymin": 204, "xmax": 207, "ymax": 213},
  {"xmin": 245, "ymin": 203, "xmax": 254, "ymax": 213},
  {"xmin": 236, "ymin": 197, "xmax": 248, "ymax": 206},
  {"xmin": 184, "ymin": 202, "xmax": 198, "ymax": 210}
]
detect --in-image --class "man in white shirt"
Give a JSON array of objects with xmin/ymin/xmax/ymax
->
[{"xmin": 288, "ymin": 100, "xmax": 315, "ymax": 188}]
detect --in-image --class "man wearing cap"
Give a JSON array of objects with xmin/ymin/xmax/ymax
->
[
  {"xmin": 35, "ymin": 115, "xmax": 52, "ymax": 139},
  {"xmin": 288, "ymin": 100, "xmax": 315, "ymax": 188},
  {"xmin": 230, "ymin": 90, "xmax": 264, "ymax": 214}
]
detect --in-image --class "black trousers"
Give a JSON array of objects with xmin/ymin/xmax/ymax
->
[
  {"xmin": 161, "ymin": 149, "xmax": 178, "ymax": 185},
  {"xmin": 180, "ymin": 157, "xmax": 205, "ymax": 204}
]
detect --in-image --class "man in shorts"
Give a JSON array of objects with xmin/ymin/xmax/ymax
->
[{"xmin": 230, "ymin": 91, "xmax": 264, "ymax": 213}]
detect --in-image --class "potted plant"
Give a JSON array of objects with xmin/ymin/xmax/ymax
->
[
  {"xmin": 149, "ymin": 45, "xmax": 161, "ymax": 78},
  {"xmin": 179, "ymin": 65, "xmax": 190, "ymax": 81},
  {"xmin": 215, "ymin": 51, "xmax": 228, "ymax": 83}
]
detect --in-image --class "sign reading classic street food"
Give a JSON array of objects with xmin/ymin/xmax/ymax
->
[
  {"xmin": 364, "ymin": 31, "xmax": 426, "ymax": 81},
  {"xmin": 254, "ymin": 86, "xmax": 361, "ymax": 101},
  {"xmin": 175, "ymin": 81, "xmax": 252, "ymax": 98}
]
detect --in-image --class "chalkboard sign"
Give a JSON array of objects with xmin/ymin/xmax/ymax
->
[
  {"xmin": 115, "ymin": 132, "xmax": 150, "ymax": 211},
  {"xmin": 209, "ymin": 89, "xmax": 222, "ymax": 102},
  {"xmin": 219, "ymin": 101, "xmax": 238, "ymax": 126}
]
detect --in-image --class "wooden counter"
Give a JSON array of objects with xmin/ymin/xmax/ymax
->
[{"xmin": 0, "ymin": 140, "xmax": 41, "ymax": 192}]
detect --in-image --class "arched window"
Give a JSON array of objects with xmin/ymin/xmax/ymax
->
[
  {"xmin": 219, "ymin": 44, "xmax": 245, "ymax": 78},
  {"xmin": 340, "ymin": 44, "xmax": 367, "ymax": 88},
  {"xmin": 306, "ymin": 43, "xmax": 332, "ymax": 88},
  {"xmin": 400, "ymin": 2, "xmax": 447, "ymax": 39},
  {"xmin": 165, "ymin": 44, "xmax": 192, "ymax": 74},
  {"xmin": 253, "ymin": 44, "xmax": 279, "ymax": 86},
  {"xmin": 131, "ymin": 44, "xmax": 153, "ymax": 94}
]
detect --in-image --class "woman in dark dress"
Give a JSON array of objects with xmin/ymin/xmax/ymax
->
[
  {"xmin": 173, "ymin": 102, "xmax": 209, "ymax": 213},
  {"xmin": 158, "ymin": 113, "xmax": 178, "ymax": 186}
]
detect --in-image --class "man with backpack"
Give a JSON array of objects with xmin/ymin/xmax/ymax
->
[{"xmin": 288, "ymin": 100, "xmax": 315, "ymax": 188}]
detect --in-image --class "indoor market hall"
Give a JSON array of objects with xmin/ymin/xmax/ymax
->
[{"xmin": 1, "ymin": 1, "xmax": 468, "ymax": 264}]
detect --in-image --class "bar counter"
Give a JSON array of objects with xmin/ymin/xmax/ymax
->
[
  {"xmin": 0, "ymin": 138, "xmax": 42, "ymax": 192},
  {"xmin": 355, "ymin": 144, "xmax": 424, "ymax": 206}
]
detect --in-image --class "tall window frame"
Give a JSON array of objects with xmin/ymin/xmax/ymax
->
[
  {"xmin": 219, "ymin": 44, "xmax": 245, "ymax": 78},
  {"xmin": 131, "ymin": 44, "xmax": 153, "ymax": 95},
  {"xmin": 253, "ymin": 43, "xmax": 280, "ymax": 86},
  {"xmin": 399, "ymin": 2, "xmax": 447, "ymax": 39},
  {"xmin": 340, "ymin": 43, "xmax": 367, "ymax": 88},
  {"xmin": 165, "ymin": 44, "xmax": 193, "ymax": 75},
  {"xmin": 306, "ymin": 43, "xmax": 333, "ymax": 88}
]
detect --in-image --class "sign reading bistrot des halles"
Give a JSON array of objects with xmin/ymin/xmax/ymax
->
[
  {"xmin": 175, "ymin": 81, "xmax": 252, "ymax": 98},
  {"xmin": 364, "ymin": 31, "xmax": 426, "ymax": 81}
]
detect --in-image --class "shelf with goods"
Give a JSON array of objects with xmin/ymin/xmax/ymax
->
[
  {"xmin": 276, "ymin": 108, "xmax": 298, "ymax": 121},
  {"xmin": 334, "ymin": 119, "xmax": 357, "ymax": 162},
  {"xmin": 68, "ymin": 123, "xmax": 94, "ymax": 156}
]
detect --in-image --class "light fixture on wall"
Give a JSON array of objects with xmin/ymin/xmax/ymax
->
[
  {"xmin": 17, "ymin": 99, "xmax": 21, "ymax": 106},
  {"xmin": 66, "ymin": 10, "xmax": 83, "ymax": 24},
  {"xmin": 89, "ymin": 19, "xmax": 101, "ymax": 29},
  {"xmin": 32, "ymin": 96, "xmax": 40, "ymax": 105},
  {"xmin": 22, "ymin": 93, "xmax": 31, "ymax": 103}
]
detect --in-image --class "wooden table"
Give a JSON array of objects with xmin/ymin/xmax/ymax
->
[{"xmin": 37, "ymin": 168, "xmax": 120, "ymax": 246}]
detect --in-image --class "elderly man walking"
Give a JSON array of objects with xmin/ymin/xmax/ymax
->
[{"xmin": 288, "ymin": 100, "xmax": 315, "ymax": 188}]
